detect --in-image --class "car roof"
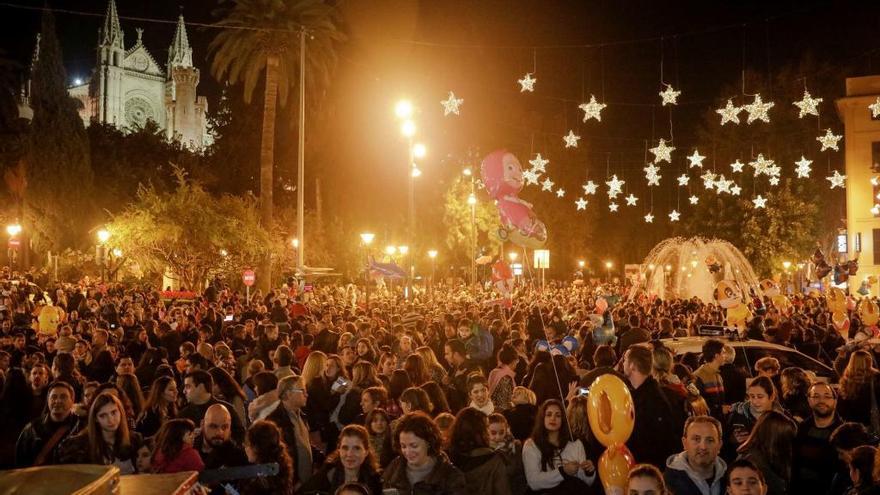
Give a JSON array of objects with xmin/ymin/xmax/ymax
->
[{"xmin": 660, "ymin": 336, "xmax": 802, "ymax": 354}]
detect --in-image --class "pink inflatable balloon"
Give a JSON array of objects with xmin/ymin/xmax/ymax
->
[{"xmin": 481, "ymin": 150, "xmax": 548, "ymax": 248}]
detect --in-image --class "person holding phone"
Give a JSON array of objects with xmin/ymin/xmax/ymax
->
[{"xmin": 522, "ymin": 399, "xmax": 595, "ymax": 494}]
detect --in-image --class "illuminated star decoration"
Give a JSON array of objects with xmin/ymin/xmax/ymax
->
[
  {"xmin": 522, "ymin": 169, "xmax": 540, "ymax": 186},
  {"xmin": 730, "ymin": 184, "xmax": 742, "ymax": 196},
  {"xmin": 714, "ymin": 175, "xmax": 733, "ymax": 194},
  {"xmin": 606, "ymin": 175, "xmax": 625, "ymax": 198},
  {"xmin": 826, "ymin": 170, "xmax": 846, "ymax": 189},
  {"xmin": 659, "ymin": 84, "xmax": 681, "ymax": 106},
  {"xmin": 529, "ymin": 154, "xmax": 549, "ymax": 173},
  {"xmin": 579, "ymin": 95, "xmax": 607, "ymax": 122},
  {"xmin": 644, "ymin": 212, "xmax": 654, "ymax": 223},
  {"xmin": 743, "ymin": 94, "xmax": 775, "ymax": 124},
  {"xmin": 541, "ymin": 177, "xmax": 555, "ymax": 191},
  {"xmin": 669, "ymin": 210, "xmax": 681, "ymax": 222},
  {"xmin": 556, "ymin": 188, "xmax": 566, "ymax": 198},
  {"xmin": 794, "ymin": 156, "xmax": 813, "ymax": 178},
  {"xmin": 730, "ymin": 160, "xmax": 745, "ymax": 173},
  {"xmin": 625, "ymin": 194, "xmax": 639, "ymax": 206},
  {"xmin": 582, "ymin": 181, "xmax": 598, "ymax": 195},
  {"xmin": 752, "ymin": 195, "xmax": 767, "ymax": 209},
  {"xmin": 793, "ymin": 90, "xmax": 823, "ymax": 118},
  {"xmin": 689, "ymin": 195, "xmax": 699, "ymax": 205},
  {"xmin": 441, "ymin": 91, "xmax": 464, "ymax": 116},
  {"xmin": 701, "ymin": 170, "xmax": 717, "ymax": 189},
  {"xmin": 769, "ymin": 177, "xmax": 780, "ymax": 186},
  {"xmin": 563, "ymin": 130, "xmax": 581, "ymax": 148},
  {"xmin": 716, "ymin": 99, "xmax": 742, "ymax": 125},
  {"xmin": 869, "ymin": 97, "xmax": 880, "ymax": 118},
  {"xmin": 676, "ymin": 174, "xmax": 690, "ymax": 186},
  {"xmin": 609, "ymin": 202, "xmax": 619, "ymax": 212},
  {"xmin": 518, "ymin": 73, "xmax": 536, "ymax": 92},
  {"xmin": 749, "ymin": 154, "xmax": 774, "ymax": 176},
  {"xmin": 687, "ymin": 150, "xmax": 706, "ymax": 169},
  {"xmin": 817, "ymin": 129, "xmax": 842, "ymax": 152},
  {"xmin": 650, "ymin": 139, "xmax": 675, "ymax": 163},
  {"xmin": 644, "ymin": 163, "xmax": 662, "ymax": 186},
  {"xmin": 575, "ymin": 198, "xmax": 588, "ymax": 210}
]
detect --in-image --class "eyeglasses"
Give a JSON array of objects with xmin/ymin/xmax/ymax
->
[{"xmin": 808, "ymin": 394, "xmax": 835, "ymax": 401}]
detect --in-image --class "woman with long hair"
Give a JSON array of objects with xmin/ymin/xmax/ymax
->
[
  {"xmin": 136, "ymin": 375, "xmax": 178, "ymax": 437},
  {"xmin": 240, "ymin": 420, "xmax": 295, "ymax": 495},
  {"xmin": 151, "ymin": 418, "xmax": 203, "ymax": 473},
  {"xmin": 116, "ymin": 373, "xmax": 145, "ymax": 418},
  {"xmin": 351, "ymin": 362, "xmax": 382, "ymax": 389},
  {"xmin": 59, "ymin": 391, "xmax": 144, "ymax": 473},
  {"xmin": 416, "ymin": 346, "xmax": 447, "ymax": 384},
  {"xmin": 404, "ymin": 354, "xmax": 430, "ymax": 387},
  {"xmin": 355, "ymin": 338, "xmax": 377, "ymax": 365},
  {"xmin": 382, "ymin": 412, "xmax": 466, "ymax": 494},
  {"xmin": 301, "ymin": 350, "xmax": 328, "ymax": 386},
  {"xmin": 448, "ymin": 407, "xmax": 510, "ymax": 494},
  {"xmin": 299, "ymin": 424, "xmax": 383, "ymax": 495},
  {"xmin": 837, "ymin": 350, "xmax": 880, "ymax": 426},
  {"xmin": 365, "ymin": 408, "xmax": 394, "ymax": 468},
  {"xmin": 736, "ymin": 410, "xmax": 797, "ymax": 495},
  {"xmin": 522, "ymin": 399, "xmax": 596, "ymax": 493},
  {"xmin": 420, "ymin": 381, "xmax": 451, "ymax": 416},
  {"xmin": 724, "ymin": 376, "xmax": 781, "ymax": 460},
  {"xmin": 52, "ymin": 352, "xmax": 84, "ymax": 401},
  {"xmin": 487, "ymin": 344, "xmax": 518, "ymax": 411},
  {"xmin": 565, "ymin": 395, "xmax": 602, "ymax": 464},
  {"xmin": 209, "ymin": 366, "xmax": 247, "ymax": 426},
  {"xmin": 399, "ymin": 387, "xmax": 433, "ymax": 416}
]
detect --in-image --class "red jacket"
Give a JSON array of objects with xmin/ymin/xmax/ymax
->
[{"xmin": 152, "ymin": 445, "xmax": 205, "ymax": 474}]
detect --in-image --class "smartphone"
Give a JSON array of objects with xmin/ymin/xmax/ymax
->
[
  {"xmin": 576, "ymin": 387, "xmax": 589, "ymax": 396},
  {"xmin": 224, "ymin": 315, "xmax": 234, "ymax": 322},
  {"xmin": 331, "ymin": 377, "xmax": 350, "ymax": 393}
]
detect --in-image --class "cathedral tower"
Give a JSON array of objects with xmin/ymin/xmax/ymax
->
[
  {"xmin": 165, "ymin": 14, "xmax": 208, "ymax": 148},
  {"xmin": 96, "ymin": 0, "xmax": 125, "ymax": 124}
]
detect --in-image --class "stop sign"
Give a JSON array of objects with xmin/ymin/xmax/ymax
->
[{"xmin": 242, "ymin": 269, "xmax": 256, "ymax": 287}]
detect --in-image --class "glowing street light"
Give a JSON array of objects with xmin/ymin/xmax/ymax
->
[
  {"xmin": 220, "ymin": 249, "xmax": 228, "ymax": 257},
  {"xmin": 578, "ymin": 260, "xmax": 585, "ymax": 269},
  {"xmin": 412, "ymin": 143, "xmax": 427, "ymax": 159},
  {"xmin": 385, "ymin": 245, "xmax": 396, "ymax": 256},
  {"xmin": 427, "ymin": 249, "xmax": 438, "ymax": 259},
  {"xmin": 6, "ymin": 224, "xmax": 21, "ymax": 237},
  {"xmin": 782, "ymin": 260, "xmax": 792, "ymax": 271},
  {"xmin": 395, "ymin": 100, "xmax": 413, "ymax": 119},
  {"xmin": 398, "ymin": 245, "xmax": 409, "ymax": 255},
  {"xmin": 401, "ymin": 120, "xmax": 416, "ymax": 137},
  {"xmin": 360, "ymin": 232, "xmax": 375, "ymax": 245},
  {"xmin": 411, "ymin": 166, "xmax": 422, "ymax": 178},
  {"xmin": 112, "ymin": 248, "xmax": 123, "ymax": 258},
  {"xmin": 427, "ymin": 249, "xmax": 438, "ymax": 293},
  {"xmin": 508, "ymin": 252, "xmax": 518, "ymax": 262},
  {"xmin": 467, "ymin": 193, "xmax": 477, "ymax": 205},
  {"xmin": 462, "ymin": 167, "xmax": 472, "ymax": 176},
  {"xmin": 291, "ymin": 238, "xmax": 299, "ymax": 249},
  {"xmin": 97, "ymin": 229, "xmax": 110, "ymax": 244},
  {"xmin": 604, "ymin": 260, "xmax": 613, "ymax": 281}
]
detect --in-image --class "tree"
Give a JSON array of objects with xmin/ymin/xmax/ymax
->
[
  {"xmin": 27, "ymin": 8, "xmax": 95, "ymax": 252},
  {"xmin": 210, "ymin": 0, "xmax": 346, "ymax": 289},
  {"xmin": 442, "ymin": 174, "xmax": 501, "ymax": 263},
  {"xmin": 106, "ymin": 168, "xmax": 279, "ymax": 291}
]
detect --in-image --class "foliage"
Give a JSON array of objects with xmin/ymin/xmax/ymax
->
[
  {"xmin": 204, "ymin": 87, "xmax": 260, "ymax": 196},
  {"xmin": 106, "ymin": 167, "xmax": 279, "ymax": 290},
  {"xmin": 26, "ymin": 9, "xmax": 95, "ymax": 251},
  {"xmin": 442, "ymin": 174, "xmax": 501, "ymax": 262}
]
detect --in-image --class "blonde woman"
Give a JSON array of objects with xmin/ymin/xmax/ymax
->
[
  {"xmin": 837, "ymin": 350, "xmax": 880, "ymax": 426},
  {"xmin": 416, "ymin": 346, "xmax": 448, "ymax": 384},
  {"xmin": 301, "ymin": 350, "xmax": 328, "ymax": 386}
]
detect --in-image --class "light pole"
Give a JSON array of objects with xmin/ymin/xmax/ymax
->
[
  {"xmin": 396, "ymin": 99, "xmax": 425, "ymax": 300},
  {"xmin": 6, "ymin": 223, "xmax": 21, "ymax": 271},
  {"xmin": 605, "ymin": 260, "xmax": 613, "ymax": 282},
  {"xmin": 783, "ymin": 260, "xmax": 792, "ymax": 294},
  {"xmin": 360, "ymin": 232, "xmax": 374, "ymax": 310},
  {"xmin": 468, "ymin": 191, "xmax": 477, "ymax": 288},
  {"xmin": 428, "ymin": 249, "xmax": 437, "ymax": 294},
  {"xmin": 97, "ymin": 229, "xmax": 110, "ymax": 282}
]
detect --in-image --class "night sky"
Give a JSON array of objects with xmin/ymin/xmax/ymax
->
[{"xmin": 2, "ymin": 0, "xmax": 879, "ymax": 263}]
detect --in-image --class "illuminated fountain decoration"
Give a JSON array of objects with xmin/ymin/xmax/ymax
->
[{"xmin": 632, "ymin": 237, "xmax": 762, "ymax": 303}]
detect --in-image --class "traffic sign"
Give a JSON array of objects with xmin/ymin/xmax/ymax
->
[{"xmin": 242, "ymin": 269, "xmax": 256, "ymax": 287}]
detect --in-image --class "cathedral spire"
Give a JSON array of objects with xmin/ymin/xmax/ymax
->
[
  {"xmin": 167, "ymin": 14, "xmax": 193, "ymax": 70},
  {"xmin": 100, "ymin": 0, "xmax": 124, "ymax": 49}
]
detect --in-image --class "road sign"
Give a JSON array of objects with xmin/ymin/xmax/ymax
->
[{"xmin": 242, "ymin": 269, "xmax": 256, "ymax": 287}]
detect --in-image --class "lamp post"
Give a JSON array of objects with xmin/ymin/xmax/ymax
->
[
  {"xmin": 397, "ymin": 99, "xmax": 425, "ymax": 300},
  {"xmin": 360, "ymin": 232, "xmax": 374, "ymax": 310},
  {"xmin": 6, "ymin": 223, "xmax": 21, "ymax": 271},
  {"xmin": 97, "ymin": 229, "xmax": 110, "ymax": 282},
  {"xmin": 605, "ymin": 260, "xmax": 613, "ymax": 282},
  {"xmin": 467, "ymin": 192, "xmax": 477, "ymax": 288},
  {"xmin": 428, "ymin": 249, "xmax": 437, "ymax": 294},
  {"xmin": 783, "ymin": 260, "xmax": 792, "ymax": 295}
]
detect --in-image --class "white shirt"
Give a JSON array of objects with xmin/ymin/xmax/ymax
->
[{"xmin": 522, "ymin": 437, "xmax": 596, "ymax": 490}]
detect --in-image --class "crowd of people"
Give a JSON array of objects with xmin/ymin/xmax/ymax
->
[{"xmin": 1, "ymin": 273, "xmax": 880, "ymax": 495}]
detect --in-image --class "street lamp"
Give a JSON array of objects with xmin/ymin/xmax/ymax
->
[
  {"xmin": 578, "ymin": 260, "xmax": 586, "ymax": 269},
  {"xmin": 401, "ymin": 120, "xmax": 416, "ymax": 137},
  {"xmin": 428, "ymin": 249, "xmax": 438, "ymax": 293},
  {"xmin": 605, "ymin": 261, "xmax": 613, "ymax": 282},
  {"xmin": 6, "ymin": 223, "xmax": 21, "ymax": 270},
  {"xmin": 467, "ymin": 192, "xmax": 477, "ymax": 287},
  {"xmin": 97, "ymin": 229, "xmax": 110, "ymax": 244},
  {"xmin": 398, "ymin": 245, "xmax": 409, "ymax": 256},
  {"xmin": 6, "ymin": 224, "xmax": 21, "ymax": 237},
  {"xmin": 508, "ymin": 252, "xmax": 518, "ymax": 262},
  {"xmin": 395, "ymin": 100, "xmax": 413, "ymax": 119},
  {"xmin": 360, "ymin": 232, "xmax": 375, "ymax": 309},
  {"xmin": 291, "ymin": 238, "xmax": 299, "ymax": 249},
  {"xmin": 97, "ymin": 229, "xmax": 111, "ymax": 282},
  {"xmin": 412, "ymin": 143, "xmax": 427, "ymax": 159},
  {"xmin": 462, "ymin": 167, "xmax": 472, "ymax": 176},
  {"xmin": 385, "ymin": 245, "xmax": 396, "ymax": 256}
]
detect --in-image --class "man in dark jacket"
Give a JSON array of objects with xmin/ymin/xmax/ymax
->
[
  {"xmin": 266, "ymin": 375, "xmax": 313, "ymax": 487},
  {"xmin": 15, "ymin": 381, "xmax": 81, "ymax": 467},
  {"xmin": 663, "ymin": 416, "xmax": 727, "ymax": 495},
  {"xmin": 623, "ymin": 344, "xmax": 680, "ymax": 467},
  {"xmin": 791, "ymin": 382, "xmax": 843, "ymax": 495}
]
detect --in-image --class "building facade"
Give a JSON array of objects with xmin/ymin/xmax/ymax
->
[
  {"xmin": 836, "ymin": 75, "xmax": 880, "ymax": 291},
  {"xmin": 24, "ymin": 0, "xmax": 211, "ymax": 149}
]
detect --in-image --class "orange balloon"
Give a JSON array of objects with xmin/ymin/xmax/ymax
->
[
  {"xmin": 860, "ymin": 298, "xmax": 879, "ymax": 327},
  {"xmin": 598, "ymin": 443, "xmax": 635, "ymax": 495},
  {"xmin": 587, "ymin": 374, "xmax": 635, "ymax": 447}
]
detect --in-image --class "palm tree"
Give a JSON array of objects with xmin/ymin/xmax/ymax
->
[{"xmin": 210, "ymin": 0, "xmax": 345, "ymax": 287}]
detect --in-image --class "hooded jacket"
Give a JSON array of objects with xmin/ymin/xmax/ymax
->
[{"xmin": 663, "ymin": 451, "xmax": 727, "ymax": 495}]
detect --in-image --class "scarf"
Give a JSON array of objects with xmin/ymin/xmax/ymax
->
[
  {"xmin": 487, "ymin": 365, "xmax": 516, "ymax": 395},
  {"xmin": 470, "ymin": 400, "xmax": 495, "ymax": 415}
]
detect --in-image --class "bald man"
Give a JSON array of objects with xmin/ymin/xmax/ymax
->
[{"xmin": 196, "ymin": 403, "xmax": 248, "ymax": 471}]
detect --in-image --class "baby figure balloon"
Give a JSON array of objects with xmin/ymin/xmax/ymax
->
[{"xmin": 480, "ymin": 150, "xmax": 548, "ymax": 249}]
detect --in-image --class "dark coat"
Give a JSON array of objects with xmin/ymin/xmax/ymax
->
[
  {"xmin": 298, "ymin": 458, "xmax": 383, "ymax": 495},
  {"xmin": 15, "ymin": 412, "xmax": 81, "ymax": 467},
  {"xmin": 266, "ymin": 404, "xmax": 308, "ymax": 478},
  {"xmin": 626, "ymin": 376, "xmax": 680, "ymax": 467},
  {"xmin": 450, "ymin": 447, "xmax": 511, "ymax": 495},
  {"xmin": 503, "ymin": 403, "xmax": 537, "ymax": 442},
  {"xmin": 383, "ymin": 454, "xmax": 467, "ymax": 495}
]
